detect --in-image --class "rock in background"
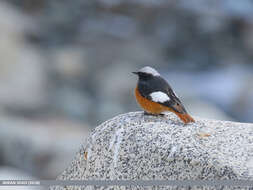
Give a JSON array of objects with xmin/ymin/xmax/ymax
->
[
  {"xmin": 50, "ymin": 112, "xmax": 253, "ymax": 190},
  {"xmin": 0, "ymin": 1, "xmax": 47, "ymax": 113},
  {"xmin": 2, "ymin": 0, "xmax": 253, "ymax": 125},
  {"xmin": 0, "ymin": 1, "xmax": 91, "ymax": 179},
  {"xmin": 0, "ymin": 114, "xmax": 90, "ymax": 179}
]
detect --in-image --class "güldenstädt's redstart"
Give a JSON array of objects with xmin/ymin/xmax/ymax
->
[{"xmin": 133, "ymin": 66, "xmax": 195, "ymax": 124}]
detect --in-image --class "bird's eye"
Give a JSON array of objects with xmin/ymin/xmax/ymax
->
[{"xmin": 139, "ymin": 73, "xmax": 150, "ymax": 79}]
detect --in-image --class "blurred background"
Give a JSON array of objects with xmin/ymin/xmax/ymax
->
[{"xmin": 1, "ymin": 0, "xmax": 253, "ymax": 188}]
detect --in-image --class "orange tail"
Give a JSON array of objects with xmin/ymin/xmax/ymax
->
[{"xmin": 175, "ymin": 113, "xmax": 195, "ymax": 124}]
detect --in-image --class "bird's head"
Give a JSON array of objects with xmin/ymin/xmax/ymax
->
[{"xmin": 132, "ymin": 66, "xmax": 160, "ymax": 80}]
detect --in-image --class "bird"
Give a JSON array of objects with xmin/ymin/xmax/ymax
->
[{"xmin": 133, "ymin": 66, "xmax": 195, "ymax": 124}]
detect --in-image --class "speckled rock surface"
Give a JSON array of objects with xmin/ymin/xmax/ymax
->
[{"xmin": 50, "ymin": 112, "xmax": 253, "ymax": 190}]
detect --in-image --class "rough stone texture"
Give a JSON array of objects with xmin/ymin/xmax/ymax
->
[{"xmin": 50, "ymin": 112, "xmax": 253, "ymax": 190}]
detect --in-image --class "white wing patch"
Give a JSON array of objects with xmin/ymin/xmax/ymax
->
[
  {"xmin": 139, "ymin": 66, "xmax": 160, "ymax": 76},
  {"xmin": 150, "ymin": 91, "xmax": 170, "ymax": 103}
]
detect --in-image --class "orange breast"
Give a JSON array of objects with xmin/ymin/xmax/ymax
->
[{"xmin": 135, "ymin": 87, "xmax": 174, "ymax": 114}]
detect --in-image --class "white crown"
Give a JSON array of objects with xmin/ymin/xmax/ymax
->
[{"xmin": 139, "ymin": 66, "xmax": 160, "ymax": 76}]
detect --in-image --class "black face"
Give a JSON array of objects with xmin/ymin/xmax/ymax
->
[{"xmin": 133, "ymin": 72, "xmax": 154, "ymax": 81}]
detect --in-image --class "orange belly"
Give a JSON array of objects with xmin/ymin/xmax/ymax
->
[{"xmin": 135, "ymin": 87, "xmax": 174, "ymax": 114}]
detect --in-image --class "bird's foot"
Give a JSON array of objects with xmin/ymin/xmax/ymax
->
[
  {"xmin": 144, "ymin": 111, "xmax": 165, "ymax": 117},
  {"xmin": 144, "ymin": 111, "xmax": 153, "ymax": 116}
]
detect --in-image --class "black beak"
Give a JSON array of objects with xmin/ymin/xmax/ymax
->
[{"xmin": 132, "ymin": 72, "xmax": 138, "ymax": 75}]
